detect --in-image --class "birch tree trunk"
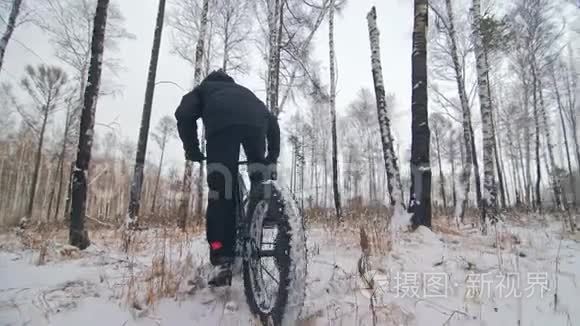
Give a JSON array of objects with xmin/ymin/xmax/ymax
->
[
  {"xmin": 267, "ymin": 0, "xmax": 282, "ymax": 116},
  {"xmin": 26, "ymin": 111, "xmax": 49, "ymax": 219},
  {"xmin": 470, "ymin": 123, "xmax": 483, "ymax": 209},
  {"xmin": 523, "ymin": 86, "xmax": 533, "ymax": 208},
  {"xmin": 507, "ymin": 124, "xmax": 523, "ymax": 207},
  {"xmin": 195, "ymin": 19, "xmax": 214, "ymax": 221},
  {"xmin": 194, "ymin": 130, "xmax": 206, "ymax": 221},
  {"xmin": 538, "ymin": 79, "xmax": 562, "ymax": 210},
  {"xmin": 127, "ymin": 0, "xmax": 166, "ymax": 227},
  {"xmin": 178, "ymin": 0, "xmax": 209, "ymax": 230},
  {"xmin": 450, "ymin": 142, "xmax": 457, "ymax": 209},
  {"xmin": 489, "ymin": 94, "xmax": 507, "ymax": 209},
  {"xmin": 367, "ymin": 7, "xmax": 405, "ymax": 212},
  {"xmin": 532, "ymin": 64, "xmax": 542, "ymax": 212},
  {"xmin": 552, "ymin": 67, "xmax": 576, "ymax": 208},
  {"xmin": 435, "ymin": 129, "xmax": 447, "ymax": 209},
  {"xmin": 518, "ymin": 131, "xmax": 531, "ymax": 206},
  {"xmin": 54, "ymin": 106, "xmax": 72, "ymax": 221},
  {"xmin": 0, "ymin": 0, "xmax": 23, "ymax": 75},
  {"xmin": 494, "ymin": 108, "xmax": 510, "ymax": 205},
  {"xmin": 70, "ymin": 0, "xmax": 109, "ymax": 249},
  {"xmin": 324, "ymin": 152, "xmax": 328, "ymax": 208},
  {"xmin": 151, "ymin": 137, "xmax": 166, "ymax": 214},
  {"xmin": 409, "ymin": 0, "xmax": 431, "ymax": 228},
  {"xmin": 329, "ymin": 0, "xmax": 342, "ymax": 219},
  {"xmin": 562, "ymin": 49, "xmax": 579, "ymax": 184},
  {"xmin": 471, "ymin": 0, "xmax": 496, "ymax": 233},
  {"xmin": 445, "ymin": 0, "xmax": 472, "ymax": 223},
  {"xmin": 277, "ymin": 2, "xmax": 329, "ymax": 112}
]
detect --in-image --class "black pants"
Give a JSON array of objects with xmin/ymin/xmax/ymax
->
[{"xmin": 205, "ymin": 125, "xmax": 267, "ymax": 261}]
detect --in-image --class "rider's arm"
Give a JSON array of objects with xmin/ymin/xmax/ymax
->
[
  {"xmin": 174, "ymin": 87, "xmax": 202, "ymax": 154},
  {"xmin": 265, "ymin": 113, "xmax": 280, "ymax": 164}
]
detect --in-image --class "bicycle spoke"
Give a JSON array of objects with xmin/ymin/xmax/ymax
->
[{"xmin": 260, "ymin": 261, "xmax": 279, "ymax": 285}]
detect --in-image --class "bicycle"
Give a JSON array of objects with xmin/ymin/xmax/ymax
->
[{"xmin": 233, "ymin": 161, "xmax": 307, "ymax": 325}]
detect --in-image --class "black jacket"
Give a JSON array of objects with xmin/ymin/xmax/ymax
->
[{"xmin": 175, "ymin": 70, "xmax": 280, "ymax": 163}]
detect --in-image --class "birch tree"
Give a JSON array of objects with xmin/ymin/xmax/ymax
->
[
  {"xmin": 431, "ymin": 113, "xmax": 451, "ymax": 209},
  {"xmin": 266, "ymin": 0, "xmax": 282, "ymax": 115},
  {"xmin": 471, "ymin": 0, "xmax": 496, "ymax": 232},
  {"xmin": 409, "ymin": 0, "xmax": 432, "ymax": 228},
  {"xmin": 178, "ymin": 0, "xmax": 209, "ymax": 231},
  {"xmin": 0, "ymin": 0, "xmax": 23, "ymax": 74},
  {"xmin": 69, "ymin": 0, "xmax": 109, "ymax": 249},
  {"xmin": 37, "ymin": 0, "xmax": 132, "ymax": 220},
  {"xmin": 562, "ymin": 49, "xmax": 579, "ymax": 183},
  {"xmin": 168, "ymin": 0, "xmax": 213, "ymax": 226},
  {"xmin": 255, "ymin": 0, "xmax": 330, "ymax": 114},
  {"xmin": 328, "ymin": 0, "xmax": 342, "ymax": 219},
  {"xmin": 127, "ymin": 0, "xmax": 166, "ymax": 227},
  {"xmin": 430, "ymin": 0, "xmax": 476, "ymax": 224},
  {"xmin": 151, "ymin": 116, "xmax": 176, "ymax": 214},
  {"xmin": 170, "ymin": 0, "xmax": 225, "ymax": 78},
  {"xmin": 346, "ymin": 89, "xmax": 382, "ymax": 205},
  {"xmin": 508, "ymin": 0, "xmax": 566, "ymax": 212},
  {"xmin": 214, "ymin": 0, "xmax": 252, "ymax": 74},
  {"xmin": 445, "ymin": 128, "xmax": 461, "ymax": 210},
  {"xmin": 367, "ymin": 7, "xmax": 405, "ymax": 212},
  {"xmin": 52, "ymin": 91, "xmax": 80, "ymax": 221},
  {"xmin": 480, "ymin": 16, "xmax": 511, "ymax": 209},
  {"xmin": 551, "ymin": 59, "xmax": 577, "ymax": 208}
]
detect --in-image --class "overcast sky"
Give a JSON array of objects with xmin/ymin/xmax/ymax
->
[
  {"xmin": 2, "ymin": 0, "xmax": 418, "ymax": 174},
  {"xmin": 1, "ymin": 0, "xmax": 508, "ymax": 178},
  {"xmin": 3, "ymin": 0, "xmax": 579, "ymax": 176}
]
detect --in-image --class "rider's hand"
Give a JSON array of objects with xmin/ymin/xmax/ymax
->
[
  {"xmin": 264, "ymin": 156, "xmax": 277, "ymax": 180},
  {"xmin": 185, "ymin": 149, "xmax": 205, "ymax": 162},
  {"xmin": 268, "ymin": 164, "xmax": 278, "ymax": 180}
]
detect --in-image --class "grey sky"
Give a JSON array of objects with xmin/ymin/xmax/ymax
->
[{"xmin": 2, "ymin": 0, "xmax": 415, "ymax": 174}]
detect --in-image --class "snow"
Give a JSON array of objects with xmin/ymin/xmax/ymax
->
[
  {"xmin": 1, "ymin": 216, "xmax": 579, "ymax": 325},
  {"xmin": 275, "ymin": 182, "xmax": 307, "ymax": 324}
]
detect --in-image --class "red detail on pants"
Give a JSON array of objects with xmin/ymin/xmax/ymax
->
[{"xmin": 210, "ymin": 241, "xmax": 223, "ymax": 250}]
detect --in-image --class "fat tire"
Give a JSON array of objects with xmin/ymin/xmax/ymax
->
[{"xmin": 243, "ymin": 182, "xmax": 305, "ymax": 325}]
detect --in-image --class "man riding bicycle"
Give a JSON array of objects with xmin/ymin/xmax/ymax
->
[{"xmin": 175, "ymin": 69, "xmax": 280, "ymax": 287}]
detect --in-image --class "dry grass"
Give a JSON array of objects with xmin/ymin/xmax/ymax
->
[
  {"xmin": 2, "ymin": 220, "xmax": 205, "ymax": 313},
  {"xmin": 119, "ymin": 227, "xmax": 201, "ymax": 311}
]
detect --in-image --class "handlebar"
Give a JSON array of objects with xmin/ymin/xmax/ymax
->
[{"xmin": 190, "ymin": 159, "xmax": 270, "ymax": 166}]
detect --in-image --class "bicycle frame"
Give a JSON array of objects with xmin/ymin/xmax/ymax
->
[{"xmin": 234, "ymin": 172, "xmax": 249, "ymax": 259}]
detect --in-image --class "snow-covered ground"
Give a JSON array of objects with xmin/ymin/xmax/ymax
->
[{"xmin": 1, "ymin": 216, "xmax": 579, "ymax": 325}]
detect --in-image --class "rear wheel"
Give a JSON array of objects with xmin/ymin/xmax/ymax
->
[{"xmin": 243, "ymin": 182, "xmax": 304, "ymax": 325}]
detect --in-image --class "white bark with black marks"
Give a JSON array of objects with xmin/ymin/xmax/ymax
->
[
  {"xmin": 471, "ymin": 0, "xmax": 497, "ymax": 232},
  {"xmin": 266, "ymin": 0, "xmax": 282, "ymax": 116},
  {"xmin": 443, "ymin": 0, "xmax": 473, "ymax": 225},
  {"xmin": 178, "ymin": 0, "xmax": 209, "ymax": 230},
  {"xmin": 366, "ymin": 7, "xmax": 404, "ymax": 212}
]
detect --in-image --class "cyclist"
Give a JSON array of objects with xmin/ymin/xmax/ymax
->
[{"xmin": 175, "ymin": 69, "xmax": 280, "ymax": 287}]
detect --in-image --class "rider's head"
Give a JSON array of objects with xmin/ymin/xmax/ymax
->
[{"xmin": 204, "ymin": 69, "xmax": 235, "ymax": 83}]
